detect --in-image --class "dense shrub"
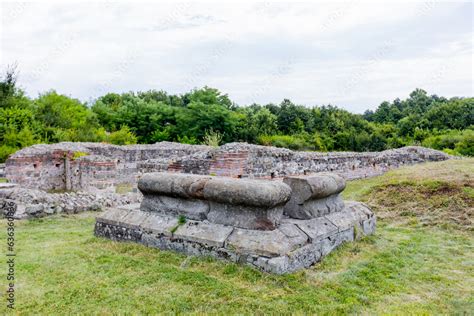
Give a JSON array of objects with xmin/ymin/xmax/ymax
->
[
  {"xmin": 454, "ymin": 130, "xmax": 474, "ymax": 156},
  {"xmin": 422, "ymin": 130, "xmax": 474, "ymax": 156},
  {"xmin": 0, "ymin": 145, "xmax": 17, "ymax": 162},
  {"xmin": 107, "ymin": 126, "xmax": 138, "ymax": 145}
]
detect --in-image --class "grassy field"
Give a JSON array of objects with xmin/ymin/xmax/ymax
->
[{"xmin": 1, "ymin": 159, "xmax": 473, "ymax": 314}]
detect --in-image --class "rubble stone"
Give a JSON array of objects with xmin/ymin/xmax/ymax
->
[{"xmin": 0, "ymin": 187, "xmax": 140, "ymax": 220}]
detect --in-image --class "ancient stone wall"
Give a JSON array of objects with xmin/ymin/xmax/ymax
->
[
  {"xmin": 143, "ymin": 143, "xmax": 450, "ymax": 180},
  {"xmin": 5, "ymin": 141, "xmax": 450, "ymax": 192},
  {"xmin": 5, "ymin": 142, "xmax": 210, "ymax": 192},
  {"xmin": 208, "ymin": 143, "xmax": 450, "ymax": 179}
]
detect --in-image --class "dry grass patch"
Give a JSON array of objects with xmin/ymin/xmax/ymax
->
[{"xmin": 344, "ymin": 158, "xmax": 474, "ymax": 231}]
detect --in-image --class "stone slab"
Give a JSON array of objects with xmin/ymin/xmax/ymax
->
[
  {"xmin": 95, "ymin": 221, "xmax": 142, "ymax": 241},
  {"xmin": 344, "ymin": 201, "xmax": 373, "ymax": 220},
  {"xmin": 282, "ymin": 217, "xmax": 338, "ymax": 242},
  {"xmin": 138, "ymin": 172, "xmax": 212, "ymax": 198},
  {"xmin": 283, "ymin": 173, "xmax": 347, "ymax": 219},
  {"xmin": 96, "ymin": 208, "xmax": 131, "ymax": 226},
  {"xmin": 202, "ymin": 178, "xmax": 291, "ymax": 208},
  {"xmin": 317, "ymin": 228, "xmax": 354, "ymax": 256},
  {"xmin": 140, "ymin": 213, "xmax": 179, "ymax": 237},
  {"xmin": 260, "ymin": 242, "xmax": 324, "ymax": 274},
  {"xmin": 141, "ymin": 232, "xmax": 239, "ymax": 261},
  {"xmin": 207, "ymin": 202, "xmax": 283, "ymax": 230},
  {"xmin": 173, "ymin": 220, "xmax": 234, "ymax": 248},
  {"xmin": 324, "ymin": 209, "xmax": 360, "ymax": 232},
  {"xmin": 226, "ymin": 223, "xmax": 308, "ymax": 257},
  {"xmin": 120, "ymin": 210, "xmax": 150, "ymax": 229},
  {"xmin": 139, "ymin": 172, "xmax": 291, "ymax": 208},
  {"xmin": 140, "ymin": 195, "xmax": 209, "ymax": 221}
]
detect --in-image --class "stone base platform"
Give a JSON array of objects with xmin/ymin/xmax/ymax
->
[{"xmin": 94, "ymin": 201, "xmax": 375, "ymax": 274}]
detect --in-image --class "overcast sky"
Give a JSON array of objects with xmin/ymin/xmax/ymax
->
[{"xmin": 1, "ymin": 1, "xmax": 472, "ymax": 113}]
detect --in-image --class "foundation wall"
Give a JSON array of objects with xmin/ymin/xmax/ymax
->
[{"xmin": 5, "ymin": 142, "xmax": 450, "ymax": 192}]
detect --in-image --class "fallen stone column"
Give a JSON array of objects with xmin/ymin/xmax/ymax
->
[
  {"xmin": 283, "ymin": 173, "xmax": 346, "ymax": 219},
  {"xmin": 138, "ymin": 173, "xmax": 292, "ymax": 230}
]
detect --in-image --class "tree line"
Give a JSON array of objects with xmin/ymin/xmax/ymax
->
[{"xmin": 0, "ymin": 67, "xmax": 472, "ymax": 162}]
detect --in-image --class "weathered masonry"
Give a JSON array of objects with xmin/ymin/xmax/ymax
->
[
  {"xmin": 5, "ymin": 142, "xmax": 449, "ymax": 192},
  {"xmin": 95, "ymin": 172, "xmax": 376, "ymax": 274}
]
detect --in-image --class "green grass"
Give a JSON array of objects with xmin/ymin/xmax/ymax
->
[
  {"xmin": 1, "ymin": 159, "xmax": 473, "ymax": 314},
  {"xmin": 0, "ymin": 178, "xmax": 7, "ymax": 183},
  {"xmin": 114, "ymin": 183, "xmax": 134, "ymax": 194}
]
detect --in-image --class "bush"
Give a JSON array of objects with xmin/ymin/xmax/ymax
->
[
  {"xmin": 107, "ymin": 126, "xmax": 138, "ymax": 145},
  {"xmin": 177, "ymin": 135, "xmax": 198, "ymax": 145},
  {"xmin": 455, "ymin": 130, "xmax": 474, "ymax": 156},
  {"xmin": 423, "ymin": 132, "xmax": 462, "ymax": 150},
  {"xmin": 257, "ymin": 135, "xmax": 272, "ymax": 146},
  {"xmin": 310, "ymin": 133, "xmax": 327, "ymax": 151},
  {"xmin": 151, "ymin": 129, "xmax": 170, "ymax": 143},
  {"xmin": 2, "ymin": 126, "xmax": 36, "ymax": 148},
  {"xmin": 422, "ymin": 129, "xmax": 474, "ymax": 156},
  {"xmin": 257, "ymin": 134, "xmax": 311, "ymax": 151},
  {"xmin": 0, "ymin": 145, "xmax": 17, "ymax": 162},
  {"xmin": 202, "ymin": 129, "xmax": 223, "ymax": 147},
  {"xmin": 442, "ymin": 148, "xmax": 461, "ymax": 156}
]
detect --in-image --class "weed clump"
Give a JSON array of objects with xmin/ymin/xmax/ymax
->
[{"xmin": 171, "ymin": 215, "xmax": 187, "ymax": 234}]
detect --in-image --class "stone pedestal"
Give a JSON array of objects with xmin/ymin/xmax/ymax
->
[{"xmin": 95, "ymin": 172, "xmax": 376, "ymax": 274}]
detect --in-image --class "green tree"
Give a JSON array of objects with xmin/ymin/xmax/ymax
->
[
  {"xmin": 34, "ymin": 91, "xmax": 100, "ymax": 142},
  {"xmin": 425, "ymin": 98, "xmax": 474, "ymax": 130},
  {"xmin": 176, "ymin": 101, "xmax": 236, "ymax": 142}
]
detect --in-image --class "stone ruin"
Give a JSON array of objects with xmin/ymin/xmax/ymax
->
[
  {"xmin": 5, "ymin": 141, "xmax": 450, "ymax": 193},
  {"xmin": 95, "ymin": 172, "xmax": 376, "ymax": 274},
  {"xmin": 0, "ymin": 142, "xmax": 450, "ymax": 272},
  {"xmin": 0, "ymin": 142, "xmax": 449, "ymax": 220}
]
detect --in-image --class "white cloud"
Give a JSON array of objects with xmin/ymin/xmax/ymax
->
[{"xmin": 0, "ymin": 1, "xmax": 472, "ymax": 112}]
